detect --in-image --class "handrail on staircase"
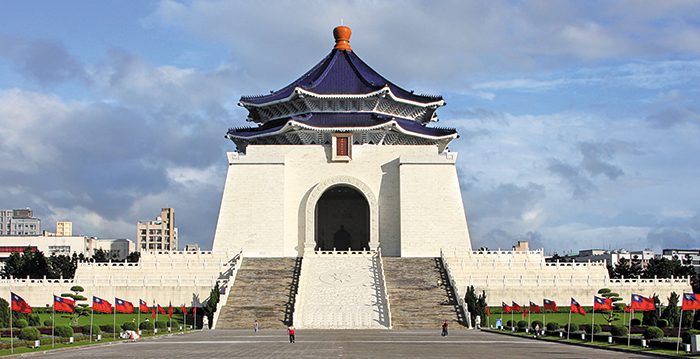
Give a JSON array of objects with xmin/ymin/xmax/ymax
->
[
  {"xmin": 376, "ymin": 248, "xmax": 392, "ymax": 329},
  {"xmin": 210, "ymin": 250, "xmax": 243, "ymax": 329},
  {"xmin": 440, "ymin": 248, "xmax": 472, "ymax": 329}
]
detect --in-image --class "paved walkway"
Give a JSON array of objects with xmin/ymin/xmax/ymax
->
[{"xmin": 25, "ymin": 329, "xmax": 653, "ymax": 358}]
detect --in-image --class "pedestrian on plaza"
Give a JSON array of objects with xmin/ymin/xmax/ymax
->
[
  {"xmin": 534, "ymin": 324, "xmax": 540, "ymax": 338},
  {"xmin": 254, "ymin": 320, "xmax": 258, "ymax": 332},
  {"xmin": 287, "ymin": 324, "xmax": 296, "ymax": 343},
  {"xmin": 436, "ymin": 278, "xmax": 442, "ymax": 287},
  {"xmin": 441, "ymin": 320, "xmax": 449, "ymax": 336}
]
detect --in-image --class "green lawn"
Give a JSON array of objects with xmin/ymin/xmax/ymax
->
[{"xmin": 19, "ymin": 312, "xmax": 191, "ymax": 328}]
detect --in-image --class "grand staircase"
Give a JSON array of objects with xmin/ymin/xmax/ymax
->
[
  {"xmin": 216, "ymin": 257, "xmax": 301, "ymax": 330},
  {"xmin": 383, "ymin": 257, "xmax": 466, "ymax": 329}
]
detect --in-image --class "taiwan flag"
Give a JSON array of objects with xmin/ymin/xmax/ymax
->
[
  {"xmin": 529, "ymin": 302, "xmax": 542, "ymax": 313},
  {"xmin": 630, "ymin": 294, "xmax": 655, "ymax": 311},
  {"xmin": 571, "ymin": 298, "xmax": 586, "ymax": 316},
  {"xmin": 511, "ymin": 302, "xmax": 522, "ymax": 312},
  {"xmin": 624, "ymin": 305, "xmax": 631, "ymax": 313},
  {"xmin": 523, "ymin": 306, "xmax": 528, "ymax": 318},
  {"xmin": 502, "ymin": 302, "xmax": 512, "ymax": 313},
  {"xmin": 486, "ymin": 306, "xmax": 490, "ymax": 317},
  {"xmin": 157, "ymin": 305, "xmax": 167, "ymax": 315},
  {"xmin": 168, "ymin": 303, "xmax": 173, "ymax": 319},
  {"xmin": 594, "ymin": 296, "xmax": 613, "ymax": 311},
  {"xmin": 182, "ymin": 304, "xmax": 188, "ymax": 315},
  {"xmin": 54, "ymin": 295, "xmax": 75, "ymax": 313},
  {"xmin": 139, "ymin": 299, "xmax": 149, "ymax": 312},
  {"xmin": 11, "ymin": 292, "xmax": 32, "ymax": 313},
  {"xmin": 152, "ymin": 306, "xmax": 156, "ymax": 319},
  {"xmin": 682, "ymin": 293, "xmax": 700, "ymax": 311},
  {"xmin": 93, "ymin": 296, "xmax": 112, "ymax": 313},
  {"xmin": 543, "ymin": 299, "xmax": 557, "ymax": 312},
  {"xmin": 115, "ymin": 298, "xmax": 134, "ymax": 313}
]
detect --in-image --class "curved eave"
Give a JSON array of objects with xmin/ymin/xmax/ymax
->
[
  {"xmin": 226, "ymin": 119, "xmax": 457, "ymax": 143},
  {"xmin": 240, "ymin": 86, "xmax": 445, "ymax": 111}
]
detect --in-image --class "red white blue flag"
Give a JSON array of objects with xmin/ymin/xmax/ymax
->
[
  {"xmin": 594, "ymin": 296, "xmax": 613, "ymax": 311},
  {"xmin": 502, "ymin": 302, "xmax": 512, "ymax": 313},
  {"xmin": 511, "ymin": 301, "xmax": 522, "ymax": 312},
  {"xmin": 543, "ymin": 299, "xmax": 557, "ymax": 311},
  {"xmin": 11, "ymin": 292, "xmax": 32, "ymax": 313},
  {"xmin": 529, "ymin": 301, "xmax": 542, "ymax": 313},
  {"xmin": 630, "ymin": 294, "xmax": 655, "ymax": 311},
  {"xmin": 682, "ymin": 293, "xmax": 700, "ymax": 311},
  {"xmin": 93, "ymin": 296, "xmax": 112, "ymax": 313},
  {"xmin": 115, "ymin": 298, "xmax": 134, "ymax": 313},
  {"xmin": 139, "ymin": 299, "xmax": 149, "ymax": 312},
  {"xmin": 571, "ymin": 298, "xmax": 586, "ymax": 316},
  {"xmin": 54, "ymin": 295, "xmax": 75, "ymax": 313}
]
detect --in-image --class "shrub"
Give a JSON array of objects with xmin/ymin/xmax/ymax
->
[
  {"xmin": 18, "ymin": 327, "xmax": 40, "ymax": 341},
  {"xmin": 103, "ymin": 324, "xmax": 122, "ymax": 333},
  {"xmin": 643, "ymin": 326, "xmax": 663, "ymax": 340},
  {"xmin": 13, "ymin": 319, "xmax": 28, "ymax": 328},
  {"xmin": 506, "ymin": 320, "xmax": 514, "ymax": 328},
  {"xmin": 43, "ymin": 319, "xmax": 52, "ymax": 327},
  {"xmin": 55, "ymin": 325, "xmax": 74, "ymax": 338},
  {"xmin": 610, "ymin": 325, "xmax": 628, "ymax": 337},
  {"xmin": 82, "ymin": 324, "xmax": 101, "ymax": 335},
  {"xmin": 682, "ymin": 330, "xmax": 700, "ymax": 344},
  {"xmin": 630, "ymin": 318, "xmax": 641, "ymax": 327},
  {"xmin": 694, "ymin": 321, "xmax": 700, "ymax": 330},
  {"xmin": 517, "ymin": 320, "xmax": 528, "ymax": 329},
  {"xmin": 155, "ymin": 321, "xmax": 167, "ymax": 329},
  {"xmin": 170, "ymin": 320, "xmax": 179, "ymax": 327},
  {"xmin": 28, "ymin": 315, "xmax": 40, "ymax": 327},
  {"xmin": 122, "ymin": 322, "xmax": 137, "ymax": 331},
  {"xmin": 565, "ymin": 323, "xmax": 579, "ymax": 333},
  {"xmin": 584, "ymin": 324, "xmax": 601, "ymax": 334},
  {"xmin": 531, "ymin": 320, "xmax": 544, "ymax": 330},
  {"xmin": 657, "ymin": 319, "xmax": 668, "ymax": 328},
  {"xmin": 546, "ymin": 322, "xmax": 560, "ymax": 331},
  {"xmin": 139, "ymin": 321, "xmax": 154, "ymax": 330}
]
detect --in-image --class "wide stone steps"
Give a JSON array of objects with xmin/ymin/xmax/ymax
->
[
  {"xmin": 383, "ymin": 257, "xmax": 465, "ymax": 329},
  {"xmin": 216, "ymin": 257, "xmax": 300, "ymax": 330}
]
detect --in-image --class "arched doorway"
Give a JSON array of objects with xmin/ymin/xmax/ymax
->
[{"xmin": 315, "ymin": 186, "xmax": 369, "ymax": 251}]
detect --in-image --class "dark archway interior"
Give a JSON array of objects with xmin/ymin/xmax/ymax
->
[{"xmin": 315, "ymin": 186, "xmax": 369, "ymax": 251}]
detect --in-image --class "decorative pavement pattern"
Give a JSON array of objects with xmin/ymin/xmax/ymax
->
[{"xmin": 23, "ymin": 329, "xmax": 654, "ymax": 359}]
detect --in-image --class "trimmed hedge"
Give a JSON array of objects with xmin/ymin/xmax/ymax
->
[
  {"xmin": 139, "ymin": 321, "xmax": 154, "ymax": 330},
  {"xmin": 122, "ymin": 322, "xmax": 137, "ymax": 331},
  {"xmin": 546, "ymin": 322, "xmax": 560, "ymax": 331},
  {"xmin": 28, "ymin": 315, "xmax": 41, "ymax": 327},
  {"xmin": 682, "ymin": 330, "xmax": 700, "ymax": 344},
  {"xmin": 18, "ymin": 327, "xmax": 40, "ymax": 341},
  {"xmin": 517, "ymin": 320, "xmax": 528, "ymax": 329},
  {"xmin": 565, "ymin": 323, "xmax": 579, "ymax": 333},
  {"xmin": 82, "ymin": 324, "xmax": 101, "ymax": 335},
  {"xmin": 155, "ymin": 321, "xmax": 167, "ymax": 329},
  {"xmin": 630, "ymin": 318, "xmax": 641, "ymax": 326},
  {"xmin": 610, "ymin": 325, "xmax": 628, "ymax": 337},
  {"xmin": 14, "ymin": 319, "xmax": 28, "ymax": 328},
  {"xmin": 584, "ymin": 324, "xmax": 601, "ymax": 334},
  {"xmin": 506, "ymin": 320, "xmax": 514, "ymax": 328},
  {"xmin": 55, "ymin": 325, "xmax": 74, "ymax": 338},
  {"xmin": 657, "ymin": 319, "xmax": 668, "ymax": 328},
  {"xmin": 103, "ymin": 324, "xmax": 122, "ymax": 333},
  {"xmin": 531, "ymin": 320, "xmax": 544, "ymax": 330},
  {"xmin": 643, "ymin": 326, "xmax": 664, "ymax": 340},
  {"xmin": 43, "ymin": 319, "xmax": 52, "ymax": 327}
]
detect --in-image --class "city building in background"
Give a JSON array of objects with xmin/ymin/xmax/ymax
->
[
  {"xmin": 185, "ymin": 244, "xmax": 200, "ymax": 251},
  {"xmin": 56, "ymin": 221, "xmax": 72, "ymax": 236},
  {"xmin": 0, "ymin": 236, "xmax": 135, "ymax": 263},
  {"xmin": 0, "ymin": 208, "xmax": 41, "ymax": 236},
  {"xmin": 661, "ymin": 249, "xmax": 700, "ymax": 273},
  {"xmin": 551, "ymin": 248, "xmax": 656, "ymax": 267},
  {"xmin": 137, "ymin": 207, "xmax": 177, "ymax": 251}
]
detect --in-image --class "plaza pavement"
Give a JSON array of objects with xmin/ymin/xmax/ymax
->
[{"xmin": 24, "ymin": 329, "xmax": 654, "ymax": 359}]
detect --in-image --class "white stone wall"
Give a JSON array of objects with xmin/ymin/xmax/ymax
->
[
  {"xmin": 444, "ymin": 251, "xmax": 693, "ymax": 307},
  {"xmin": 1, "ymin": 251, "xmax": 240, "ymax": 308},
  {"xmin": 212, "ymin": 144, "xmax": 472, "ymax": 257}
]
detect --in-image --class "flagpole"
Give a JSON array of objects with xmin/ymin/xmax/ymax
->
[
  {"xmin": 52, "ymin": 297, "xmax": 55, "ymax": 348},
  {"xmin": 510, "ymin": 309, "xmax": 513, "ymax": 332},
  {"xmin": 113, "ymin": 298, "xmax": 116, "ymax": 341},
  {"xmin": 676, "ymin": 307, "xmax": 683, "ymax": 354},
  {"xmin": 627, "ymin": 309, "xmax": 632, "ymax": 347},
  {"xmin": 527, "ymin": 301, "xmax": 531, "ymax": 330},
  {"xmin": 10, "ymin": 299, "xmax": 13, "ymax": 354},
  {"xmin": 567, "ymin": 304, "xmax": 572, "ymax": 340},
  {"xmin": 90, "ymin": 306, "xmax": 94, "ymax": 343},
  {"xmin": 591, "ymin": 304, "xmax": 595, "ymax": 343},
  {"xmin": 138, "ymin": 303, "xmax": 141, "ymax": 333}
]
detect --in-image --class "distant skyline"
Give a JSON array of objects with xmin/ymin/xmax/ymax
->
[{"xmin": 1, "ymin": 1, "xmax": 699, "ymax": 254}]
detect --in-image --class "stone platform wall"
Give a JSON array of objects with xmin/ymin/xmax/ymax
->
[{"xmin": 443, "ymin": 250, "xmax": 692, "ymax": 307}]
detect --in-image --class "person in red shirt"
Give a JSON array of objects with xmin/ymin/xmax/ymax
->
[
  {"xmin": 442, "ymin": 320, "xmax": 449, "ymax": 336},
  {"xmin": 287, "ymin": 325, "xmax": 295, "ymax": 343}
]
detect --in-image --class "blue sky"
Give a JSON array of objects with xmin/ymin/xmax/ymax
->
[{"xmin": 1, "ymin": 0, "xmax": 699, "ymax": 254}]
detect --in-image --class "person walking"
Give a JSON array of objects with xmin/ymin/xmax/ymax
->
[
  {"xmin": 254, "ymin": 320, "xmax": 258, "ymax": 332},
  {"xmin": 441, "ymin": 320, "xmax": 449, "ymax": 336},
  {"xmin": 534, "ymin": 324, "xmax": 540, "ymax": 338},
  {"xmin": 287, "ymin": 324, "xmax": 295, "ymax": 343}
]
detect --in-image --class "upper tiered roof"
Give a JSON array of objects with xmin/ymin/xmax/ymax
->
[{"xmin": 228, "ymin": 26, "xmax": 458, "ymax": 153}]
